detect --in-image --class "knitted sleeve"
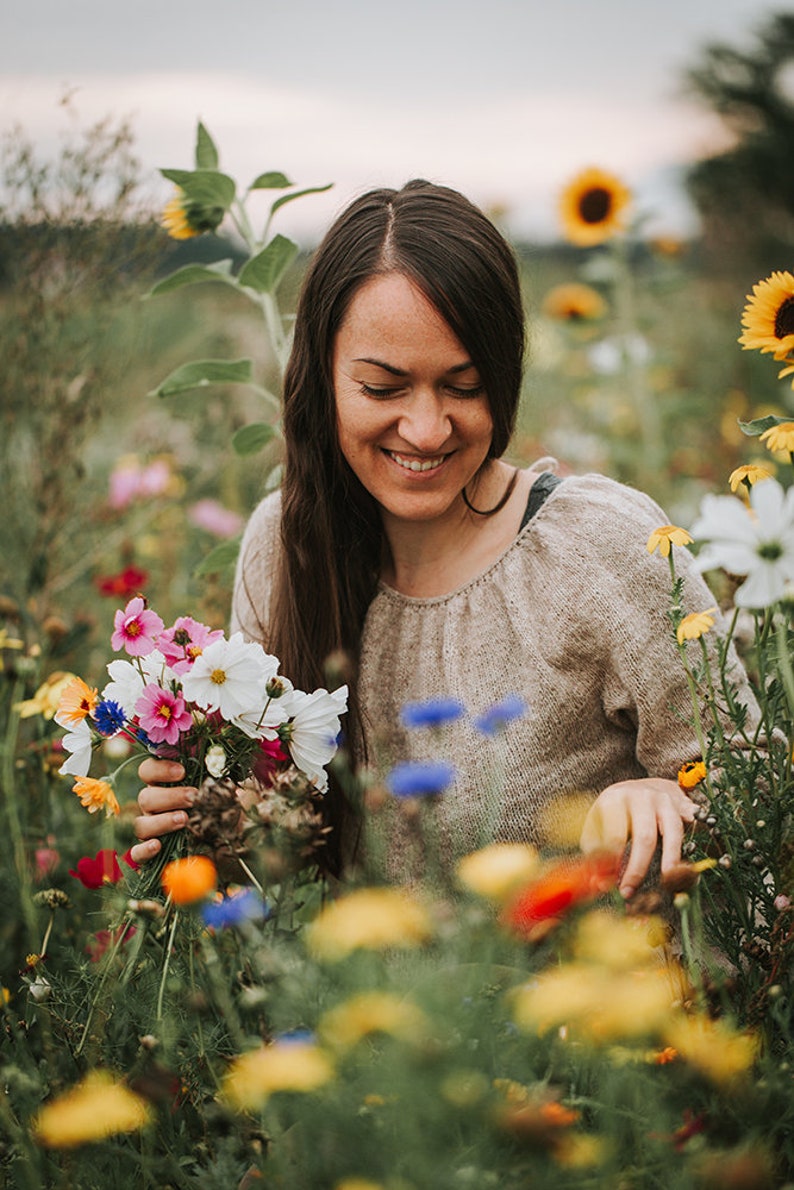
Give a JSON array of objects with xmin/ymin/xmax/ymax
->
[{"xmin": 229, "ymin": 490, "xmax": 282, "ymax": 645}]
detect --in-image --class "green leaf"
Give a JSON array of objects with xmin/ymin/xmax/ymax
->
[
  {"xmin": 145, "ymin": 260, "xmax": 236, "ymax": 298},
  {"xmin": 738, "ymin": 414, "xmax": 790, "ymax": 437},
  {"xmin": 150, "ymin": 358, "xmax": 253, "ymax": 398},
  {"xmin": 232, "ymin": 422, "xmax": 278, "ymax": 455},
  {"xmin": 160, "ymin": 168, "xmax": 236, "ymax": 210},
  {"xmin": 238, "ymin": 234, "xmax": 299, "ymax": 293},
  {"xmin": 249, "ymin": 171, "xmax": 293, "ymax": 190},
  {"xmin": 194, "ymin": 537, "xmax": 241, "ymax": 578},
  {"xmin": 270, "ymin": 183, "xmax": 333, "ymax": 216},
  {"xmin": 195, "ymin": 122, "xmax": 219, "ymax": 170}
]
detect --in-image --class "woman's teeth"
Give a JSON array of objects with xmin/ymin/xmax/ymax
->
[{"xmin": 388, "ymin": 452, "xmax": 445, "ymax": 473}]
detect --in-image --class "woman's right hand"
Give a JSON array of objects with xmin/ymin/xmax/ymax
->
[{"xmin": 129, "ymin": 758, "xmax": 197, "ymax": 866}]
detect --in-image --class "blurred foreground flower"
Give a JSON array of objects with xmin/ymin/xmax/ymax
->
[
  {"xmin": 319, "ymin": 991, "xmax": 429, "ymax": 1051},
  {"xmin": 502, "ymin": 852, "xmax": 620, "ymax": 937},
  {"xmin": 400, "ymin": 696, "xmax": 465, "ymax": 729},
  {"xmin": 305, "ymin": 887, "xmax": 433, "ymax": 961},
  {"xmin": 664, "ymin": 1015, "xmax": 758, "ymax": 1085},
  {"xmin": 33, "ymin": 1070, "xmax": 151, "ymax": 1147},
  {"xmin": 223, "ymin": 1040, "xmax": 334, "ymax": 1111},
  {"xmin": 456, "ymin": 842, "xmax": 540, "ymax": 902},
  {"xmin": 542, "ymin": 282, "xmax": 606, "ymax": 321},
  {"xmin": 162, "ymin": 855, "xmax": 217, "ymax": 905},
  {"xmin": 473, "ymin": 693, "xmax": 527, "ymax": 736},
  {"xmin": 386, "ymin": 759, "xmax": 455, "ymax": 798},
  {"xmin": 559, "ymin": 167, "xmax": 631, "ymax": 247}
]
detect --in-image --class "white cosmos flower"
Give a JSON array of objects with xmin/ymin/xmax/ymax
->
[
  {"xmin": 285, "ymin": 685, "xmax": 348, "ymax": 792},
  {"xmin": 102, "ymin": 650, "xmax": 175, "ymax": 717},
  {"xmin": 205, "ymin": 744, "xmax": 227, "ymax": 779},
  {"xmin": 691, "ymin": 477, "xmax": 794, "ymax": 608},
  {"xmin": 180, "ymin": 633, "xmax": 278, "ymax": 720},
  {"xmin": 59, "ymin": 718, "xmax": 93, "ymax": 778}
]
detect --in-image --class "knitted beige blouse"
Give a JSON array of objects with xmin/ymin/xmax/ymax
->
[{"xmin": 231, "ymin": 467, "xmax": 751, "ymax": 864}]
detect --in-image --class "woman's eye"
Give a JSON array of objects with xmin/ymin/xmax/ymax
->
[
  {"xmin": 448, "ymin": 384, "xmax": 485, "ymax": 398},
  {"xmin": 359, "ymin": 384, "xmax": 402, "ymax": 399}
]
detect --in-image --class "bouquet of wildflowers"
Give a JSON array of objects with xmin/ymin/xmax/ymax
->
[{"xmin": 54, "ymin": 596, "xmax": 348, "ymax": 891}]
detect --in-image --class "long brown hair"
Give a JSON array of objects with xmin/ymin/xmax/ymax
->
[{"xmin": 268, "ymin": 180, "xmax": 525, "ymax": 870}]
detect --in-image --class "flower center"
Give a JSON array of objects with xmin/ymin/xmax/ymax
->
[
  {"xmin": 187, "ymin": 645, "xmax": 203, "ymax": 659},
  {"xmin": 758, "ymin": 541, "xmax": 783, "ymax": 561},
  {"xmin": 578, "ymin": 187, "xmax": 611, "ymax": 225},
  {"xmin": 774, "ymin": 296, "xmax": 794, "ymax": 340},
  {"xmin": 126, "ymin": 621, "xmax": 141, "ymax": 637},
  {"xmin": 210, "ymin": 668, "xmax": 227, "ymax": 685},
  {"xmin": 158, "ymin": 704, "xmax": 173, "ymax": 721}
]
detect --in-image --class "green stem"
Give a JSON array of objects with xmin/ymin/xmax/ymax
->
[
  {"xmin": 613, "ymin": 238, "xmax": 663, "ymax": 477},
  {"xmin": 773, "ymin": 610, "xmax": 794, "ymax": 726},
  {"xmin": 156, "ymin": 907, "xmax": 180, "ymax": 1020},
  {"xmin": 1, "ymin": 681, "xmax": 39, "ymax": 951},
  {"xmin": 75, "ymin": 912, "xmax": 135, "ymax": 1056}
]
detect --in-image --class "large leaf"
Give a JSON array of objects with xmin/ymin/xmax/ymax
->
[
  {"xmin": 195, "ymin": 122, "xmax": 219, "ymax": 170},
  {"xmin": 249, "ymin": 171, "xmax": 293, "ymax": 190},
  {"xmin": 194, "ymin": 537, "xmax": 241, "ymax": 578},
  {"xmin": 738, "ymin": 414, "xmax": 791, "ymax": 437},
  {"xmin": 160, "ymin": 167, "xmax": 236, "ymax": 210},
  {"xmin": 238, "ymin": 234, "xmax": 299, "ymax": 293},
  {"xmin": 232, "ymin": 422, "xmax": 279, "ymax": 455},
  {"xmin": 150, "ymin": 358, "xmax": 253, "ymax": 399},
  {"xmin": 270, "ymin": 183, "xmax": 332, "ymax": 216},
  {"xmin": 145, "ymin": 260, "xmax": 236, "ymax": 298}
]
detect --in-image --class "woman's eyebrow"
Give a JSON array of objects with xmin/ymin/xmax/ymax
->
[{"xmin": 353, "ymin": 357, "xmax": 476, "ymax": 375}]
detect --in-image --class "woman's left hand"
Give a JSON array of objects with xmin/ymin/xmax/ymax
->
[{"xmin": 579, "ymin": 778, "xmax": 697, "ymax": 899}]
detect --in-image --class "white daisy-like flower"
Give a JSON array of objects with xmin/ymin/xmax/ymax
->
[
  {"xmin": 101, "ymin": 650, "xmax": 175, "ymax": 717},
  {"xmin": 691, "ymin": 477, "xmax": 794, "ymax": 608},
  {"xmin": 59, "ymin": 718, "xmax": 93, "ymax": 778},
  {"xmin": 205, "ymin": 744, "xmax": 228, "ymax": 779},
  {"xmin": 285, "ymin": 686, "xmax": 348, "ymax": 792},
  {"xmin": 231, "ymin": 677, "xmax": 295, "ymax": 740},
  {"xmin": 180, "ymin": 633, "xmax": 278, "ymax": 720}
]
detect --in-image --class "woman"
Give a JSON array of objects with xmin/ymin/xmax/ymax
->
[{"xmin": 132, "ymin": 179, "xmax": 740, "ymax": 894}]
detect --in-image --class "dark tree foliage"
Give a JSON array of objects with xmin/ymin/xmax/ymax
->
[{"xmin": 685, "ymin": 11, "xmax": 794, "ymax": 272}]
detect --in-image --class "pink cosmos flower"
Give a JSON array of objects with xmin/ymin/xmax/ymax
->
[
  {"xmin": 158, "ymin": 617, "xmax": 224, "ymax": 675},
  {"xmin": 109, "ymin": 457, "xmax": 173, "ymax": 510},
  {"xmin": 188, "ymin": 499, "xmax": 243, "ymax": 539},
  {"xmin": 34, "ymin": 847, "xmax": 60, "ymax": 882},
  {"xmin": 111, "ymin": 597, "xmax": 164, "ymax": 657},
  {"xmin": 135, "ymin": 684, "xmax": 193, "ymax": 746}
]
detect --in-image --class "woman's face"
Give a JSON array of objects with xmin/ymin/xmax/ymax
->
[{"xmin": 332, "ymin": 272, "xmax": 493, "ymax": 526}]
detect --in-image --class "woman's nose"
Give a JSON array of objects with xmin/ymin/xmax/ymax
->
[{"xmin": 398, "ymin": 391, "xmax": 452, "ymax": 453}]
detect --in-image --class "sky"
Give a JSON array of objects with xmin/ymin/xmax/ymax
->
[{"xmin": 1, "ymin": 0, "xmax": 782, "ymax": 242}]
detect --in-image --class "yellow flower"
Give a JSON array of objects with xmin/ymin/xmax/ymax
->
[
  {"xmin": 223, "ymin": 1040, "xmax": 334, "ymax": 1111},
  {"xmin": 56, "ymin": 676, "xmax": 99, "ymax": 725},
  {"xmin": 15, "ymin": 672, "xmax": 78, "ymax": 720},
  {"xmin": 554, "ymin": 1132, "xmax": 608, "ymax": 1169},
  {"xmin": 335, "ymin": 1181, "xmax": 386, "ymax": 1190},
  {"xmin": 729, "ymin": 463, "xmax": 774, "ymax": 492},
  {"xmin": 760, "ymin": 421, "xmax": 794, "ymax": 454},
  {"xmin": 161, "ymin": 189, "xmax": 225, "ymax": 240},
  {"xmin": 456, "ymin": 842, "xmax": 539, "ymax": 902},
  {"xmin": 542, "ymin": 282, "xmax": 606, "ymax": 321},
  {"xmin": 72, "ymin": 777, "xmax": 120, "ymax": 817},
  {"xmin": 319, "ymin": 992, "xmax": 429, "ymax": 1051},
  {"xmin": 305, "ymin": 887, "xmax": 433, "ymax": 962},
  {"xmin": 676, "ymin": 607, "xmax": 717, "ymax": 646},
  {"xmin": 739, "ymin": 271, "xmax": 794, "ymax": 359},
  {"xmin": 664, "ymin": 1015, "xmax": 757, "ymax": 1085},
  {"xmin": 559, "ymin": 168, "xmax": 631, "ymax": 247},
  {"xmin": 572, "ymin": 910, "xmax": 665, "ymax": 972},
  {"xmin": 161, "ymin": 856, "xmax": 217, "ymax": 905},
  {"xmin": 33, "ymin": 1071, "xmax": 151, "ymax": 1147},
  {"xmin": 646, "ymin": 525, "xmax": 693, "ymax": 557},
  {"xmin": 677, "ymin": 760, "xmax": 707, "ymax": 791}
]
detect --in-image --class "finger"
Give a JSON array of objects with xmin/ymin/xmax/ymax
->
[
  {"xmin": 138, "ymin": 757, "xmax": 186, "ymax": 784},
  {"xmin": 133, "ymin": 809, "xmax": 190, "ymax": 842},
  {"xmin": 677, "ymin": 793, "xmax": 697, "ymax": 822},
  {"xmin": 619, "ymin": 800, "xmax": 659, "ymax": 899},
  {"xmin": 129, "ymin": 837, "xmax": 162, "ymax": 865},
  {"xmin": 657, "ymin": 799, "xmax": 686, "ymax": 877},
  {"xmin": 138, "ymin": 785, "xmax": 196, "ymax": 814},
  {"xmin": 580, "ymin": 795, "xmax": 628, "ymax": 855}
]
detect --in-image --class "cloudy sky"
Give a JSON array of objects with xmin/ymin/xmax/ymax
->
[{"xmin": 2, "ymin": 0, "xmax": 780, "ymax": 241}]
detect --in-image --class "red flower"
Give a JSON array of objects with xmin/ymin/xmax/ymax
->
[
  {"xmin": 95, "ymin": 566, "xmax": 149, "ymax": 598},
  {"xmin": 252, "ymin": 736, "xmax": 289, "ymax": 786},
  {"xmin": 502, "ymin": 851, "xmax": 621, "ymax": 936},
  {"xmin": 86, "ymin": 923, "xmax": 137, "ymax": 962},
  {"xmin": 69, "ymin": 849, "xmax": 124, "ymax": 889}
]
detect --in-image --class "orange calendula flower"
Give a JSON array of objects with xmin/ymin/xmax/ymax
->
[
  {"xmin": 676, "ymin": 608, "xmax": 717, "ymax": 646},
  {"xmin": 677, "ymin": 760, "xmax": 707, "ymax": 791},
  {"xmin": 72, "ymin": 777, "xmax": 120, "ymax": 817},
  {"xmin": 728, "ymin": 463, "xmax": 774, "ymax": 492},
  {"xmin": 502, "ymin": 851, "xmax": 620, "ymax": 938},
  {"xmin": 760, "ymin": 421, "xmax": 794, "ymax": 454},
  {"xmin": 56, "ymin": 677, "xmax": 99, "ymax": 725},
  {"xmin": 646, "ymin": 525, "xmax": 694, "ymax": 557},
  {"xmin": 559, "ymin": 167, "xmax": 631, "ymax": 247},
  {"xmin": 33, "ymin": 1071, "xmax": 151, "ymax": 1147},
  {"xmin": 542, "ymin": 282, "xmax": 606, "ymax": 322},
  {"xmin": 161, "ymin": 855, "xmax": 217, "ymax": 905},
  {"xmin": 739, "ymin": 271, "xmax": 794, "ymax": 359}
]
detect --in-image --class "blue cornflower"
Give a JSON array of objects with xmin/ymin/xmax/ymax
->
[
  {"xmin": 275, "ymin": 1028, "xmax": 316, "ymax": 1045},
  {"xmin": 386, "ymin": 759, "xmax": 456, "ymax": 799},
  {"xmin": 92, "ymin": 699, "xmax": 126, "ymax": 737},
  {"xmin": 473, "ymin": 694, "xmax": 527, "ymax": 737},
  {"xmin": 400, "ymin": 697, "xmax": 466, "ymax": 730},
  {"xmin": 202, "ymin": 888, "xmax": 271, "ymax": 930}
]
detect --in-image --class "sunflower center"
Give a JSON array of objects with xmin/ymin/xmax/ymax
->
[
  {"xmin": 774, "ymin": 297, "xmax": 794, "ymax": 340},
  {"xmin": 758, "ymin": 542, "xmax": 783, "ymax": 561},
  {"xmin": 578, "ymin": 187, "xmax": 611, "ymax": 225}
]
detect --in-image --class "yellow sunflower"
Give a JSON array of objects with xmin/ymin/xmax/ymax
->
[
  {"xmin": 559, "ymin": 168, "xmax": 631, "ymax": 247},
  {"xmin": 739, "ymin": 272, "xmax": 794, "ymax": 360},
  {"xmin": 542, "ymin": 282, "xmax": 606, "ymax": 322},
  {"xmin": 161, "ymin": 189, "xmax": 225, "ymax": 240}
]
